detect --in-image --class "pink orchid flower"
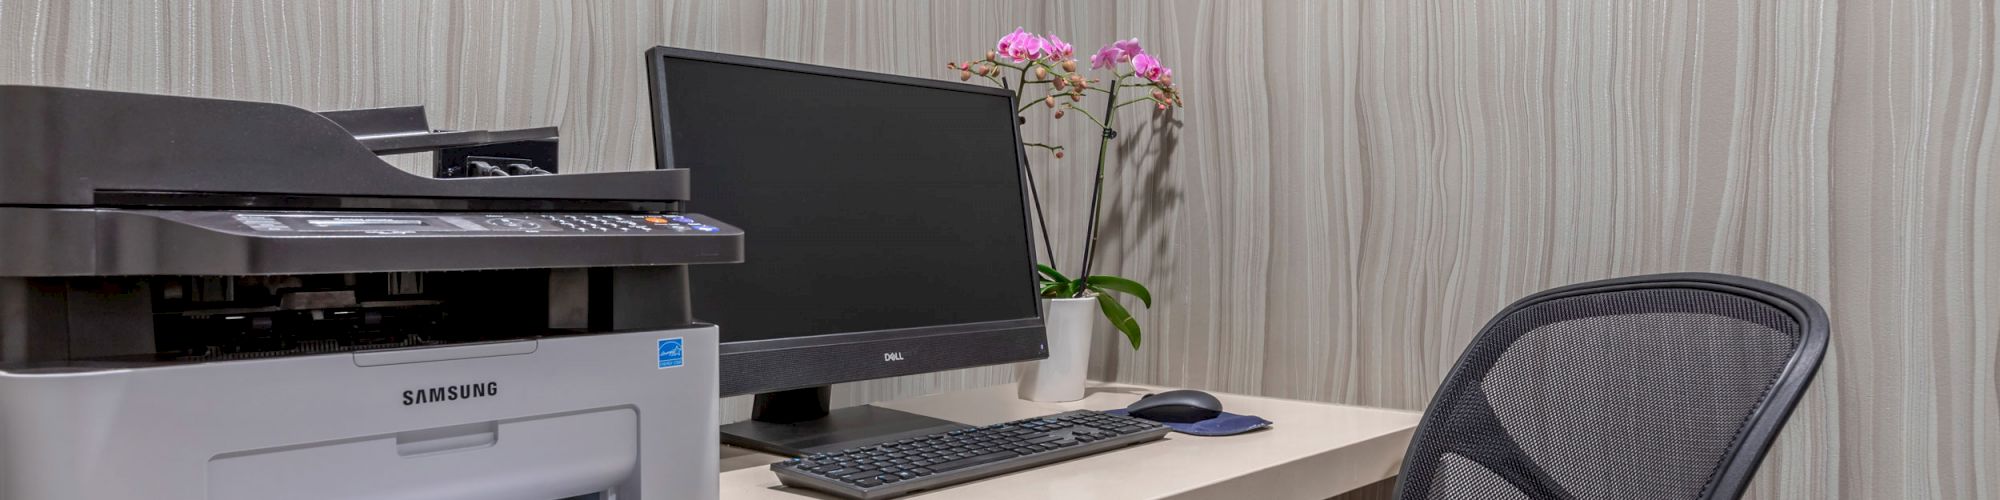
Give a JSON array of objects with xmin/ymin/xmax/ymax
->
[
  {"xmin": 1114, "ymin": 38, "xmax": 1144, "ymax": 62},
  {"xmin": 996, "ymin": 27, "xmax": 1045, "ymax": 62},
  {"xmin": 1044, "ymin": 35, "xmax": 1075, "ymax": 60},
  {"xmin": 1132, "ymin": 53, "xmax": 1170, "ymax": 81},
  {"xmin": 1090, "ymin": 44, "xmax": 1121, "ymax": 69}
]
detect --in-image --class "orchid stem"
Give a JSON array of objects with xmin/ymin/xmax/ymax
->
[
  {"xmin": 1019, "ymin": 97, "xmax": 1053, "ymax": 114},
  {"xmin": 1075, "ymin": 76, "xmax": 1122, "ymax": 289},
  {"xmin": 1114, "ymin": 97, "xmax": 1160, "ymax": 109},
  {"xmin": 1061, "ymin": 103, "xmax": 1107, "ymax": 129},
  {"xmin": 1020, "ymin": 150, "xmax": 1059, "ymax": 269},
  {"xmin": 1014, "ymin": 66, "xmax": 1028, "ymax": 98}
]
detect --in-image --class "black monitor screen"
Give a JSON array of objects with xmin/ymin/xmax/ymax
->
[{"xmin": 658, "ymin": 55, "xmax": 1041, "ymax": 345}]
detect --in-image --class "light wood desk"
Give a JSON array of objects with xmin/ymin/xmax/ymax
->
[{"xmin": 720, "ymin": 382, "xmax": 1422, "ymax": 499}]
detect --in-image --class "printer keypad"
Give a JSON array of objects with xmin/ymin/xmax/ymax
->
[
  {"xmin": 222, "ymin": 213, "xmax": 719, "ymax": 235},
  {"xmin": 537, "ymin": 214, "xmax": 716, "ymax": 233}
]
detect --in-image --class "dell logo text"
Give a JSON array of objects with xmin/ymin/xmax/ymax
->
[{"xmin": 883, "ymin": 352, "xmax": 905, "ymax": 362}]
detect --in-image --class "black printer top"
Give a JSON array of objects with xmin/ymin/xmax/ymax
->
[{"xmin": 0, "ymin": 85, "xmax": 687, "ymax": 210}]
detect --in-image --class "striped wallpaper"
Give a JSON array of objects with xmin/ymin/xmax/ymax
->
[{"xmin": 1, "ymin": 1, "xmax": 1992, "ymax": 497}]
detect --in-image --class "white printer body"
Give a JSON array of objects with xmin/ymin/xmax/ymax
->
[
  {"xmin": 0, "ymin": 327, "xmax": 717, "ymax": 500},
  {"xmin": 0, "ymin": 86, "xmax": 741, "ymax": 500}
]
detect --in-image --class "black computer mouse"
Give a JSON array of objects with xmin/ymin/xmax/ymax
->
[{"xmin": 1124, "ymin": 389, "xmax": 1224, "ymax": 423}]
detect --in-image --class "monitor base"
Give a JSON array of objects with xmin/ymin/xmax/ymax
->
[{"xmin": 721, "ymin": 386, "xmax": 971, "ymax": 456}]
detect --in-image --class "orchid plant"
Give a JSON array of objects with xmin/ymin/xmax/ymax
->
[{"xmin": 947, "ymin": 28, "xmax": 1184, "ymax": 350}]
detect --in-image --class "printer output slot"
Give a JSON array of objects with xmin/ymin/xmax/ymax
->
[
  {"xmin": 149, "ymin": 271, "xmax": 551, "ymax": 362},
  {"xmin": 1, "ymin": 266, "xmax": 695, "ymax": 368}
]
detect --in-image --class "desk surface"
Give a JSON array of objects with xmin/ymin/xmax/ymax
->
[{"xmin": 720, "ymin": 382, "xmax": 1421, "ymax": 500}]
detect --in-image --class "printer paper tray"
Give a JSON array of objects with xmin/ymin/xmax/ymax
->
[{"xmin": 209, "ymin": 407, "xmax": 637, "ymax": 500}]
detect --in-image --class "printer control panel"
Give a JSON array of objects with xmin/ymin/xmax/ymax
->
[
  {"xmin": 539, "ymin": 214, "xmax": 722, "ymax": 233},
  {"xmin": 228, "ymin": 213, "xmax": 723, "ymax": 235}
]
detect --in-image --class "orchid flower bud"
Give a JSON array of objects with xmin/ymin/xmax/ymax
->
[
  {"xmin": 987, "ymin": 51, "xmax": 997, "ymax": 62},
  {"xmin": 1054, "ymin": 150, "xmax": 1065, "ymax": 159},
  {"xmin": 1035, "ymin": 66, "xmax": 1048, "ymax": 79},
  {"xmin": 1063, "ymin": 60, "xmax": 1077, "ymax": 72},
  {"xmin": 1070, "ymin": 92, "xmax": 1082, "ymax": 102},
  {"xmin": 1054, "ymin": 109, "xmax": 1065, "ymax": 119},
  {"xmin": 1052, "ymin": 78, "xmax": 1068, "ymax": 91},
  {"xmin": 1044, "ymin": 96, "xmax": 1055, "ymax": 108},
  {"xmin": 1152, "ymin": 89, "xmax": 1166, "ymax": 101},
  {"xmin": 960, "ymin": 70, "xmax": 972, "ymax": 81},
  {"xmin": 946, "ymin": 62, "xmax": 959, "ymax": 70},
  {"xmin": 1156, "ymin": 102, "xmax": 1168, "ymax": 110},
  {"xmin": 1162, "ymin": 74, "xmax": 1173, "ymax": 85}
]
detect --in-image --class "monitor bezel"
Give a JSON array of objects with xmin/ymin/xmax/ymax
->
[{"xmin": 645, "ymin": 46, "xmax": 1049, "ymax": 397}]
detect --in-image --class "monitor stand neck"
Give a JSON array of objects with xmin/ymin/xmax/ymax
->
[{"xmin": 720, "ymin": 385, "xmax": 972, "ymax": 457}]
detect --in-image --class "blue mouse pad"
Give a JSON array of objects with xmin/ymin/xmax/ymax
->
[{"xmin": 1105, "ymin": 409, "xmax": 1273, "ymax": 436}]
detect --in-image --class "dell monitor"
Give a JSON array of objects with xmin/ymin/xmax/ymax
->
[{"xmin": 646, "ymin": 47, "xmax": 1048, "ymax": 455}]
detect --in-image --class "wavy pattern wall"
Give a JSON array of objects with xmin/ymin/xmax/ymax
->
[{"xmin": 2, "ymin": 1, "xmax": 1992, "ymax": 497}]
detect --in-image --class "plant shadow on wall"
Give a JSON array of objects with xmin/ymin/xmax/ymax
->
[
  {"xmin": 1094, "ymin": 111, "xmax": 1183, "ymax": 376},
  {"xmin": 946, "ymin": 29, "xmax": 1185, "ymax": 356}
]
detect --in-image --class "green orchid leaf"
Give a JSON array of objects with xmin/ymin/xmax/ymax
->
[
  {"xmin": 1083, "ymin": 275, "xmax": 1152, "ymax": 308},
  {"xmin": 1035, "ymin": 264, "xmax": 1073, "ymax": 284},
  {"xmin": 1096, "ymin": 293, "xmax": 1142, "ymax": 350},
  {"xmin": 1041, "ymin": 280, "xmax": 1079, "ymax": 298}
]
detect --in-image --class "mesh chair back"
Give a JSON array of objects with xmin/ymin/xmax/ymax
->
[{"xmin": 1394, "ymin": 273, "xmax": 1828, "ymax": 500}]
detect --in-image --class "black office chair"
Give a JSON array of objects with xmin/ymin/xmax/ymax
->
[{"xmin": 1394, "ymin": 273, "xmax": 1828, "ymax": 500}]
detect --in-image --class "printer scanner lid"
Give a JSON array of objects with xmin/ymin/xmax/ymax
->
[{"xmin": 0, "ymin": 85, "xmax": 687, "ymax": 210}]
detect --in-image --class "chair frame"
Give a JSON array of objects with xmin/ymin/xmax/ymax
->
[{"xmin": 1393, "ymin": 272, "xmax": 1830, "ymax": 500}]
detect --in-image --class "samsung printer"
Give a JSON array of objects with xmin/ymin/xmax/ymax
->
[{"xmin": 0, "ymin": 85, "xmax": 739, "ymax": 500}]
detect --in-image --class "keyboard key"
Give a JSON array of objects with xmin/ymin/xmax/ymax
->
[
  {"xmin": 1023, "ymin": 435, "xmax": 1062, "ymax": 445},
  {"xmin": 855, "ymin": 479, "xmax": 883, "ymax": 488},
  {"xmin": 930, "ymin": 450, "xmax": 1020, "ymax": 472}
]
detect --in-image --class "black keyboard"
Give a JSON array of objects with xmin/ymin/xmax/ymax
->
[{"xmin": 771, "ymin": 410, "xmax": 1170, "ymax": 499}]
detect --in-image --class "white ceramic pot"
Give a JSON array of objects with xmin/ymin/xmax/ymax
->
[{"xmin": 1018, "ymin": 296, "xmax": 1096, "ymax": 402}]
